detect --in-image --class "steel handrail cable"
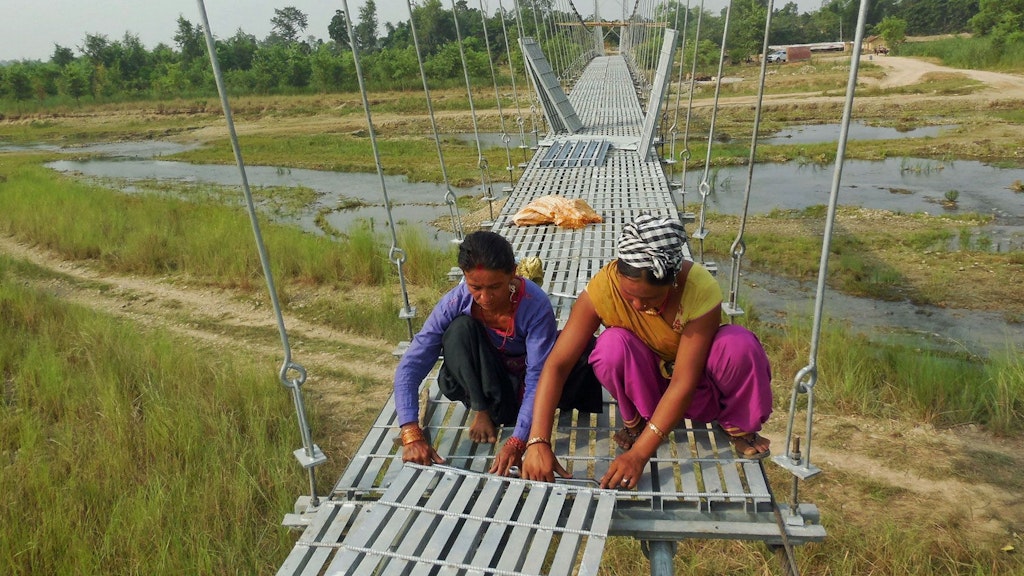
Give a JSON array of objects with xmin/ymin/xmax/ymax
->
[
  {"xmin": 195, "ymin": 0, "xmax": 324, "ymax": 506},
  {"xmin": 516, "ymin": 0, "xmax": 548, "ymax": 140},
  {"xmin": 692, "ymin": 0, "xmax": 733, "ymax": 265},
  {"xmin": 724, "ymin": 0, "xmax": 777, "ymax": 320},
  {"xmin": 406, "ymin": 0, "xmax": 466, "ymax": 244}
]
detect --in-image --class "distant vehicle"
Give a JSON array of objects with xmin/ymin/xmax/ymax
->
[{"xmin": 767, "ymin": 50, "xmax": 787, "ymax": 63}]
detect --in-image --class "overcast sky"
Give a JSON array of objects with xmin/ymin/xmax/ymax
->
[{"xmin": 1, "ymin": 0, "xmax": 822, "ymax": 63}]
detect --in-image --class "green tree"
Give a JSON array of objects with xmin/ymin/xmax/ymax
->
[
  {"xmin": 116, "ymin": 33, "xmax": 151, "ymax": 92},
  {"xmin": 4, "ymin": 64, "xmax": 34, "ymax": 102},
  {"xmin": 174, "ymin": 16, "xmax": 206, "ymax": 65},
  {"xmin": 310, "ymin": 44, "xmax": 347, "ymax": 91},
  {"xmin": 970, "ymin": 0, "xmax": 1023, "ymax": 45},
  {"xmin": 328, "ymin": 10, "xmax": 351, "ymax": 49},
  {"xmin": 873, "ymin": 16, "xmax": 908, "ymax": 48},
  {"xmin": 270, "ymin": 6, "xmax": 309, "ymax": 44},
  {"xmin": 60, "ymin": 60, "xmax": 92, "ymax": 103},
  {"xmin": 728, "ymin": 0, "xmax": 769, "ymax": 61},
  {"xmin": 51, "ymin": 44, "xmax": 75, "ymax": 67},
  {"xmin": 31, "ymin": 63, "xmax": 61, "ymax": 101},
  {"xmin": 355, "ymin": 0, "xmax": 380, "ymax": 53},
  {"xmin": 898, "ymin": 0, "xmax": 978, "ymax": 34},
  {"xmin": 79, "ymin": 33, "xmax": 116, "ymax": 67},
  {"xmin": 218, "ymin": 29, "xmax": 258, "ymax": 70},
  {"xmin": 412, "ymin": 0, "xmax": 456, "ymax": 56}
]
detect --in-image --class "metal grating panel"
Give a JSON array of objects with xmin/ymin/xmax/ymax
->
[
  {"xmin": 539, "ymin": 139, "xmax": 610, "ymax": 168},
  {"xmin": 521, "ymin": 37, "xmax": 583, "ymax": 134},
  {"xmin": 298, "ymin": 465, "xmax": 615, "ymax": 576}
]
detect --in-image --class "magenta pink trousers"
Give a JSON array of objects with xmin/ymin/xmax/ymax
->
[{"xmin": 589, "ymin": 324, "xmax": 772, "ymax": 434}]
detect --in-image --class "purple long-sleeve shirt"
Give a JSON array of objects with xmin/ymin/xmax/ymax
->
[{"xmin": 393, "ymin": 278, "xmax": 557, "ymax": 441}]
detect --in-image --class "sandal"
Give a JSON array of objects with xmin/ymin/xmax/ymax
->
[{"xmin": 729, "ymin": 432, "xmax": 771, "ymax": 459}]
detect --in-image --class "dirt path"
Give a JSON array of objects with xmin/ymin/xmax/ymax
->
[
  {"xmin": 4, "ymin": 231, "xmax": 1023, "ymax": 552},
  {"xmin": 867, "ymin": 55, "xmax": 1024, "ymax": 94}
]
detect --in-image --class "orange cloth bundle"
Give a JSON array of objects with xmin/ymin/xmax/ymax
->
[{"xmin": 512, "ymin": 195, "xmax": 603, "ymax": 229}]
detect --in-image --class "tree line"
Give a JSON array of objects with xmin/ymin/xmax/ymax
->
[{"xmin": 0, "ymin": 0, "xmax": 1018, "ymax": 107}]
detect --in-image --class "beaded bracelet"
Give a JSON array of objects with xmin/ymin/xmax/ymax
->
[
  {"xmin": 647, "ymin": 421, "xmax": 668, "ymax": 441},
  {"xmin": 505, "ymin": 436, "xmax": 526, "ymax": 454}
]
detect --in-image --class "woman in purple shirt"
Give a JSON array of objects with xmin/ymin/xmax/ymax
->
[{"xmin": 394, "ymin": 231, "xmax": 600, "ymax": 476}]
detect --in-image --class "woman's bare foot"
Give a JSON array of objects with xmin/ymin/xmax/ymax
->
[
  {"xmin": 613, "ymin": 419, "xmax": 645, "ymax": 450},
  {"xmin": 729, "ymin": 432, "xmax": 771, "ymax": 459},
  {"xmin": 469, "ymin": 411, "xmax": 498, "ymax": 443}
]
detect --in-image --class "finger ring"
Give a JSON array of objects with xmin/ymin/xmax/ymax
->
[{"xmin": 621, "ymin": 477, "xmax": 630, "ymax": 484}]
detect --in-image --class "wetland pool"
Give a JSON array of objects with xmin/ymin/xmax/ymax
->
[{"xmin": 32, "ymin": 141, "xmax": 1024, "ymax": 355}]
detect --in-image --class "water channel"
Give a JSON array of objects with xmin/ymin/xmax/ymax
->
[{"xmin": 8, "ymin": 133, "xmax": 1022, "ymax": 356}]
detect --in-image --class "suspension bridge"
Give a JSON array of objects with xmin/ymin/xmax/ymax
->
[{"xmin": 194, "ymin": 0, "xmax": 873, "ymax": 572}]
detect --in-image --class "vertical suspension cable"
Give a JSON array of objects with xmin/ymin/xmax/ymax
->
[
  {"xmin": 338, "ymin": 0, "xmax": 418, "ymax": 343},
  {"xmin": 665, "ymin": 0, "xmax": 691, "ymax": 186},
  {"xmin": 480, "ymin": 0, "xmax": 517, "ymax": 195},
  {"xmin": 450, "ymin": 0, "xmax": 494, "ymax": 230},
  {"xmin": 406, "ymin": 0, "xmax": 465, "ymax": 245},
  {"xmin": 777, "ymin": 0, "xmax": 872, "ymax": 487},
  {"xmin": 499, "ymin": 0, "xmax": 533, "ymax": 163},
  {"xmin": 692, "ymin": 0, "xmax": 732, "ymax": 268},
  {"xmin": 195, "ymin": 0, "xmax": 324, "ymax": 508},
  {"xmin": 677, "ymin": 0, "xmax": 705, "ymax": 200},
  {"xmin": 724, "ymin": 0, "xmax": 775, "ymax": 319}
]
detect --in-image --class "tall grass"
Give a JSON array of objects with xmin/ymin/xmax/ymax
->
[
  {"xmin": 0, "ymin": 256, "xmax": 300, "ymax": 574},
  {"xmin": 763, "ymin": 315, "xmax": 1024, "ymax": 435},
  {"xmin": 898, "ymin": 35, "xmax": 1024, "ymax": 73},
  {"xmin": 0, "ymin": 155, "xmax": 442, "ymax": 293}
]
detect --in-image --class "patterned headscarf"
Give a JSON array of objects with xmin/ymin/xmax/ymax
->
[{"xmin": 617, "ymin": 214, "xmax": 686, "ymax": 280}]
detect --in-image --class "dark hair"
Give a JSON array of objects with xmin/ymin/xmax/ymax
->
[
  {"xmin": 458, "ymin": 231, "xmax": 516, "ymax": 273},
  {"xmin": 616, "ymin": 259, "xmax": 676, "ymax": 286}
]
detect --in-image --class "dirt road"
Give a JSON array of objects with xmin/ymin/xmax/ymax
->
[{"xmin": 866, "ymin": 54, "xmax": 1024, "ymax": 95}]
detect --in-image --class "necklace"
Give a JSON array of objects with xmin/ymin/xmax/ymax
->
[{"xmin": 642, "ymin": 288, "xmax": 673, "ymax": 316}]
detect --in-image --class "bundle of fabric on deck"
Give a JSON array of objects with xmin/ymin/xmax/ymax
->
[{"xmin": 512, "ymin": 195, "xmax": 603, "ymax": 229}]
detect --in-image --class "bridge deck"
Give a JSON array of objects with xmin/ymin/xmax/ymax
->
[{"xmin": 278, "ymin": 55, "xmax": 824, "ymax": 576}]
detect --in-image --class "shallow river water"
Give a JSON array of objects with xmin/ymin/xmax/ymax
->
[{"xmin": 15, "ymin": 137, "xmax": 1024, "ymax": 355}]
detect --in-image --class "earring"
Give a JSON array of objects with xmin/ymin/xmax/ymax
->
[{"xmin": 509, "ymin": 281, "xmax": 517, "ymax": 302}]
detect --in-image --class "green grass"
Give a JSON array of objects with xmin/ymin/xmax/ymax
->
[
  {"xmin": 0, "ymin": 154, "xmax": 446, "ymax": 293},
  {"xmin": 167, "ymin": 133, "xmax": 498, "ymax": 187},
  {"xmin": 0, "ymin": 256, "xmax": 300, "ymax": 574},
  {"xmin": 897, "ymin": 35, "xmax": 1024, "ymax": 74}
]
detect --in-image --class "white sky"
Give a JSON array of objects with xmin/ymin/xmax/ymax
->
[{"xmin": 1, "ymin": 0, "xmax": 822, "ymax": 62}]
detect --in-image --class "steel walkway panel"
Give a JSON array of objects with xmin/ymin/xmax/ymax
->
[{"xmin": 299, "ymin": 465, "xmax": 615, "ymax": 576}]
